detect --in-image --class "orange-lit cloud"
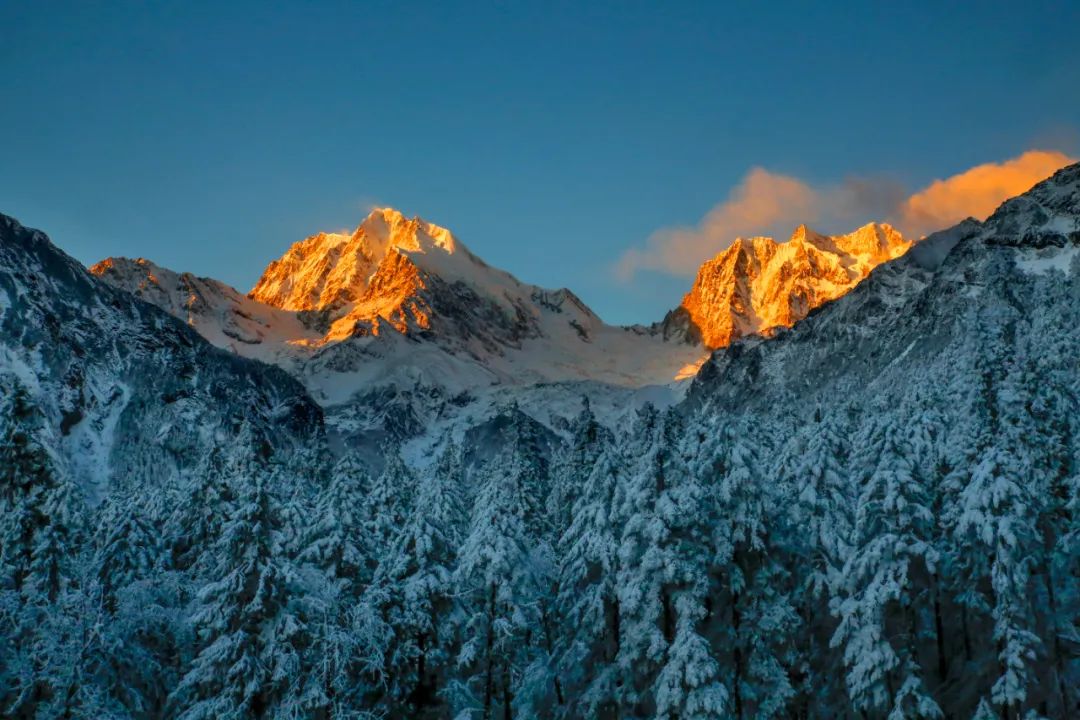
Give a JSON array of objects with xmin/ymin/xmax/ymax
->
[
  {"xmin": 895, "ymin": 150, "xmax": 1076, "ymax": 238},
  {"xmin": 617, "ymin": 150, "xmax": 1076, "ymax": 279},
  {"xmin": 616, "ymin": 168, "xmax": 821, "ymax": 278}
]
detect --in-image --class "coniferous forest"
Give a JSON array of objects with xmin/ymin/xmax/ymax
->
[{"xmin": 2, "ymin": 259, "xmax": 1079, "ymax": 719}]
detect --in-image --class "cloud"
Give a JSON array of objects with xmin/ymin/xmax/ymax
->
[
  {"xmin": 617, "ymin": 149, "xmax": 1076, "ymax": 279},
  {"xmin": 895, "ymin": 150, "xmax": 1076, "ymax": 238},
  {"xmin": 616, "ymin": 168, "xmax": 819, "ymax": 278}
]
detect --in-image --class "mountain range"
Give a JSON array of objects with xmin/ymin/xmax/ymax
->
[
  {"xmin": 2, "ymin": 164, "xmax": 1078, "ymax": 718},
  {"xmin": 86, "ymin": 206, "xmax": 918, "ymax": 463}
]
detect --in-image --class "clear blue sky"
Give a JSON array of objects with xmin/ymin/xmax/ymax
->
[{"xmin": 2, "ymin": 1, "xmax": 1078, "ymax": 324}]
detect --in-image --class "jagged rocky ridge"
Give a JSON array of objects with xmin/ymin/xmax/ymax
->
[
  {"xmin": 662, "ymin": 222, "xmax": 909, "ymax": 348},
  {"xmin": 0, "ymin": 165, "xmax": 1077, "ymax": 718}
]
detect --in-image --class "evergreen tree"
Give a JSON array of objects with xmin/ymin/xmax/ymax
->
[
  {"xmin": 375, "ymin": 441, "xmax": 466, "ymax": 715},
  {"xmin": 164, "ymin": 446, "xmax": 234, "ymax": 576},
  {"xmin": 703, "ymin": 417, "xmax": 797, "ymax": 720},
  {"xmin": 832, "ymin": 418, "xmax": 941, "ymax": 718},
  {"xmin": 954, "ymin": 444, "xmax": 1041, "ymax": 719},
  {"xmin": 169, "ymin": 464, "xmax": 314, "ymax": 719},
  {"xmin": 364, "ymin": 447, "xmax": 416, "ymax": 578},
  {"xmin": 93, "ymin": 490, "xmax": 158, "ymax": 613},
  {"xmin": 653, "ymin": 413, "xmax": 729, "ymax": 720},
  {"xmin": 554, "ymin": 443, "xmax": 624, "ymax": 718},
  {"xmin": 452, "ymin": 453, "xmax": 538, "ymax": 720},
  {"xmin": 300, "ymin": 452, "xmax": 371, "ymax": 600},
  {"xmin": 781, "ymin": 409, "xmax": 853, "ymax": 717},
  {"xmin": 549, "ymin": 397, "xmax": 607, "ymax": 542},
  {"xmin": 611, "ymin": 403, "xmax": 671, "ymax": 715},
  {"xmin": 505, "ymin": 404, "xmax": 552, "ymax": 541}
]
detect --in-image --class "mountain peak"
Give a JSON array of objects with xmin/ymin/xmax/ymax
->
[
  {"xmin": 249, "ymin": 207, "xmax": 468, "ymax": 315},
  {"xmin": 789, "ymin": 223, "xmax": 824, "ymax": 243},
  {"xmin": 355, "ymin": 207, "xmax": 460, "ymax": 256},
  {"xmin": 665, "ymin": 221, "xmax": 911, "ymax": 349}
]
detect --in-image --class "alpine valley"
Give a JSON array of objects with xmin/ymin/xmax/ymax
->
[{"xmin": 2, "ymin": 165, "xmax": 1080, "ymax": 719}]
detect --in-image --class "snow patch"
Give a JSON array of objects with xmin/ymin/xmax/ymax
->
[
  {"xmin": 63, "ymin": 378, "xmax": 131, "ymax": 501},
  {"xmin": 1014, "ymin": 244, "xmax": 1080, "ymax": 276}
]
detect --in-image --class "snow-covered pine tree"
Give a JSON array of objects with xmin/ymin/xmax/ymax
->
[
  {"xmin": 652, "ymin": 410, "xmax": 729, "ymax": 720},
  {"xmin": 294, "ymin": 450, "xmax": 381, "ymax": 715},
  {"xmin": 15, "ymin": 572, "xmax": 136, "ymax": 719},
  {"xmin": 0, "ymin": 378, "xmax": 94, "ymax": 716},
  {"xmin": 549, "ymin": 397, "xmax": 608, "ymax": 543},
  {"xmin": 169, "ymin": 461, "xmax": 315, "ymax": 719},
  {"xmin": 610, "ymin": 403, "xmax": 669, "ymax": 716},
  {"xmin": 93, "ymin": 489, "xmax": 159, "ymax": 614},
  {"xmin": 832, "ymin": 414, "xmax": 941, "ymax": 718},
  {"xmin": 950, "ymin": 351, "xmax": 1044, "ymax": 720},
  {"xmin": 1012, "ymin": 318, "xmax": 1079, "ymax": 717},
  {"xmin": 363, "ymin": 446, "xmax": 416, "ymax": 579},
  {"xmin": 504, "ymin": 403, "xmax": 553, "ymax": 542},
  {"xmin": 164, "ymin": 445, "xmax": 235, "ymax": 576},
  {"xmin": 553, "ymin": 441, "xmax": 624, "ymax": 718},
  {"xmin": 0, "ymin": 379, "xmax": 77, "ymax": 600},
  {"xmin": 778, "ymin": 407, "xmax": 854, "ymax": 717},
  {"xmin": 701, "ymin": 415, "xmax": 797, "ymax": 720},
  {"xmin": 452, "ymin": 451, "xmax": 538, "ymax": 720},
  {"xmin": 300, "ymin": 451, "xmax": 371, "ymax": 600},
  {"xmin": 374, "ymin": 441, "xmax": 466, "ymax": 715},
  {"xmin": 790, "ymin": 408, "xmax": 853, "ymax": 598}
]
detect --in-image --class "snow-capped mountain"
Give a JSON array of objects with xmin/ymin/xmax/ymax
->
[
  {"xmin": 661, "ymin": 222, "xmax": 909, "ymax": 348},
  {"xmin": 94, "ymin": 208, "xmax": 706, "ymax": 395},
  {"xmin": 86, "ymin": 209, "xmax": 926, "ymax": 456},
  {"xmin": 91, "ymin": 209, "xmax": 707, "ymax": 457},
  {"xmin": 87, "ymin": 256, "xmax": 323, "ymax": 364}
]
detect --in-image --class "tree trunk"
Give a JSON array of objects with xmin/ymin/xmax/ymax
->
[
  {"xmin": 484, "ymin": 583, "xmax": 496, "ymax": 720},
  {"xmin": 662, "ymin": 590, "xmax": 675, "ymax": 644},
  {"xmin": 932, "ymin": 574, "xmax": 948, "ymax": 684},
  {"xmin": 732, "ymin": 591, "xmax": 743, "ymax": 720},
  {"xmin": 539, "ymin": 603, "xmax": 565, "ymax": 706},
  {"xmin": 1043, "ymin": 567, "xmax": 1070, "ymax": 715},
  {"xmin": 502, "ymin": 658, "xmax": 513, "ymax": 720},
  {"xmin": 960, "ymin": 604, "xmax": 973, "ymax": 662}
]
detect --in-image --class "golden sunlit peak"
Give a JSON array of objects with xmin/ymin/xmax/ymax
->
[
  {"xmin": 353, "ymin": 206, "xmax": 459, "ymax": 255},
  {"xmin": 249, "ymin": 205, "xmax": 470, "ymax": 314}
]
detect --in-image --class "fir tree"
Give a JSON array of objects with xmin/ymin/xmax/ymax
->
[
  {"xmin": 832, "ymin": 418, "xmax": 941, "ymax": 718},
  {"xmin": 169, "ymin": 464, "xmax": 314, "ymax": 719},
  {"xmin": 452, "ymin": 453, "xmax": 537, "ymax": 720},
  {"xmin": 554, "ymin": 443, "xmax": 624, "ymax": 718},
  {"xmin": 375, "ymin": 441, "xmax": 466, "ymax": 714}
]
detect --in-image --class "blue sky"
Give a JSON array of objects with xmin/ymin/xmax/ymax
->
[{"xmin": 2, "ymin": 1, "xmax": 1078, "ymax": 324}]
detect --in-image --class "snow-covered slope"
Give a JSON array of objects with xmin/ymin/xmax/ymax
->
[
  {"xmin": 0, "ymin": 214, "xmax": 324, "ymax": 495},
  {"xmin": 89, "ymin": 256, "xmax": 322, "ymax": 367},
  {"xmin": 89, "ymin": 209, "xmax": 711, "ymax": 460},
  {"xmin": 94, "ymin": 210, "xmax": 707, "ymax": 434},
  {"xmin": 661, "ymin": 222, "xmax": 910, "ymax": 348},
  {"xmin": 97, "ymin": 209, "xmax": 706, "ymax": 392}
]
